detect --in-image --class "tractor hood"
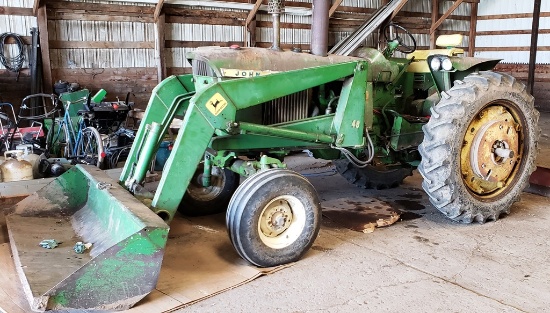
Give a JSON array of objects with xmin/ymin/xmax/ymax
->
[{"xmin": 186, "ymin": 46, "xmax": 399, "ymax": 82}]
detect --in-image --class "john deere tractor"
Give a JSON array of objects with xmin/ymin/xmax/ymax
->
[{"xmin": 6, "ymin": 21, "xmax": 538, "ymax": 312}]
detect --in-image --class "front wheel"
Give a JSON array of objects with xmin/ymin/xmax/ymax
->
[
  {"xmin": 418, "ymin": 71, "xmax": 539, "ymax": 223},
  {"xmin": 226, "ymin": 169, "xmax": 321, "ymax": 267},
  {"xmin": 179, "ymin": 164, "xmax": 240, "ymax": 216},
  {"xmin": 75, "ymin": 127, "xmax": 105, "ymax": 168}
]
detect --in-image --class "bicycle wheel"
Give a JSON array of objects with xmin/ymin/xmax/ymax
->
[{"xmin": 75, "ymin": 126, "xmax": 105, "ymax": 168}]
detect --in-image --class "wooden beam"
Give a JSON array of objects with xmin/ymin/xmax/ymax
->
[
  {"xmin": 329, "ymin": 0, "xmax": 344, "ymax": 18},
  {"xmin": 477, "ymin": 29, "xmax": 550, "ymax": 36},
  {"xmin": 391, "ymin": 0, "xmax": 410, "ymax": 20},
  {"xmin": 527, "ymin": 0, "xmax": 542, "ymax": 95},
  {"xmin": 154, "ymin": 0, "xmax": 165, "ymax": 22},
  {"xmin": 478, "ymin": 12, "xmax": 550, "ymax": 20},
  {"xmin": 47, "ymin": 12, "xmax": 154, "ymax": 23},
  {"xmin": 0, "ymin": 7, "xmax": 33, "ymax": 16},
  {"xmin": 166, "ymin": 40, "xmax": 245, "ymax": 48},
  {"xmin": 475, "ymin": 46, "xmax": 550, "ymax": 52},
  {"xmin": 164, "ymin": 7, "xmax": 246, "ymax": 19},
  {"xmin": 33, "ymin": 0, "xmax": 42, "ymax": 16},
  {"xmin": 37, "ymin": 4, "xmax": 52, "ymax": 94},
  {"xmin": 468, "ymin": 1, "xmax": 478, "ymax": 57},
  {"xmin": 49, "ymin": 41, "xmax": 155, "ymax": 49},
  {"xmin": 47, "ymin": 1, "xmax": 155, "ymax": 14},
  {"xmin": 155, "ymin": 13, "xmax": 167, "ymax": 82},
  {"xmin": 430, "ymin": 0, "xmax": 464, "ymax": 34},
  {"xmin": 2, "ymin": 36, "xmax": 32, "ymax": 45},
  {"xmin": 245, "ymin": 0, "xmax": 262, "ymax": 27},
  {"xmin": 430, "ymin": 0, "xmax": 439, "ymax": 48}
]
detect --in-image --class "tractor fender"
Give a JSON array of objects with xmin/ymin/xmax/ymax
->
[{"xmin": 450, "ymin": 56, "xmax": 501, "ymax": 72}]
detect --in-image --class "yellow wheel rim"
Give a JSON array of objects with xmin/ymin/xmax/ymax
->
[{"xmin": 461, "ymin": 104, "xmax": 524, "ymax": 198}]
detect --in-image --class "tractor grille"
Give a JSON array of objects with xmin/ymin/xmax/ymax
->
[
  {"xmin": 262, "ymin": 90, "xmax": 311, "ymax": 125},
  {"xmin": 191, "ymin": 59, "xmax": 216, "ymax": 77}
]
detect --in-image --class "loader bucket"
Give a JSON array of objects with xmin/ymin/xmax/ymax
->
[{"xmin": 4, "ymin": 165, "xmax": 169, "ymax": 311}]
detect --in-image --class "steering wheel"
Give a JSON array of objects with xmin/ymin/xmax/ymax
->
[{"xmin": 382, "ymin": 23, "xmax": 417, "ymax": 54}]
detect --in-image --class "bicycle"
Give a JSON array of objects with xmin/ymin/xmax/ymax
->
[{"xmin": 49, "ymin": 90, "xmax": 105, "ymax": 168}]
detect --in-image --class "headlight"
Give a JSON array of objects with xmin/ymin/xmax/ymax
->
[
  {"xmin": 430, "ymin": 57, "xmax": 441, "ymax": 71},
  {"xmin": 441, "ymin": 57, "xmax": 453, "ymax": 71}
]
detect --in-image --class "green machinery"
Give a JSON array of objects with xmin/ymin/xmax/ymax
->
[{"xmin": 5, "ymin": 25, "xmax": 538, "ymax": 311}]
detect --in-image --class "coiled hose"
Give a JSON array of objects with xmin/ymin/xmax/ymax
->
[{"xmin": 0, "ymin": 32, "xmax": 25, "ymax": 72}]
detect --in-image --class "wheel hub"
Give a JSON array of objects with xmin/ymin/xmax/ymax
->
[
  {"xmin": 461, "ymin": 105, "xmax": 522, "ymax": 195},
  {"xmin": 259, "ymin": 199, "xmax": 293, "ymax": 238},
  {"xmin": 187, "ymin": 167, "xmax": 224, "ymax": 200}
]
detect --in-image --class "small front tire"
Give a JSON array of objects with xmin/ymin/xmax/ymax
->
[{"xmin": 226, "ymin": 169, "xmax": 321, "ymax": 267}]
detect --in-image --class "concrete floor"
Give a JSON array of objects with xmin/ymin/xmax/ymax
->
[
  {"xmin": 3, "ymin": 114, "xmax": 550, "ymax": 313},
  {"xmin": 175, "ymin": 112, "xmax": 550, "ymax": 313}
]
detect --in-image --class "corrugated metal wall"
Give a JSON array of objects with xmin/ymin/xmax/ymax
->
[
  {"xmin": 476, "ymin": 0, "xmax": 550, "ymax": 64},
  {"xmin": 167, "ymin": 7, "xmax": 245, "ymax": 69},
  {"xmin": 1, "ymin": 0, "xmax": 477, "ymax": 72},
  {"xmin": 49, "ymin": 20, "xmax": 156, "ymax": 69},
  {"xmin": 49, "ymin": 0, "xmax": 155, "ymax": 69},
  {"xmin": 0, "ymin": 0, "xmax": 476, "ymax": 105}
]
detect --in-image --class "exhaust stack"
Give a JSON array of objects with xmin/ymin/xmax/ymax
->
[
  {"xmin": 311, "ymin": 0, "xmax": 330, "ymax": 56},
  {"xmin": 268, "ymin": 0, "xmax": 285, "ymax": 51}
]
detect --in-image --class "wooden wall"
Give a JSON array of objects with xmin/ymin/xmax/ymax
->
[{"xmin": 0, "ymin": 0, "xmax": 481, "ymax": 110}]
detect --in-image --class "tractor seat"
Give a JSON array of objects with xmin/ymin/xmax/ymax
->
[{"xmin": 406, "ymin": 34, "xmax": 465, "ymax": 73}]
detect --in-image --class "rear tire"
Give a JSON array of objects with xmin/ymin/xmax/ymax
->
[
  {"xmin": 226, "ymin": 169, "xmax": 321, "ymax": 267},
  {"xmin": 418, "ymin": 71, "xmax": 539, "ymax": 223},
  {"xmin": 179, "ymin": 164, "xmax": 240, "ymax": 216}
]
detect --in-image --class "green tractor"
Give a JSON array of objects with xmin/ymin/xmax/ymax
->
[{"xmin": 6, "ymin": 22, "xmax": 538, "ymax": 311}]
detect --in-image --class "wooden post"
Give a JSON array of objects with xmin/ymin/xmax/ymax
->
[
  {"xmin": 468, "ymin": 1, "xmax": 478, "ymax": 57},
  {"xmin": 527, "ymin": 0, "xmax": 541, "ymax": 95},
  {"xmin": 245, "ymin": 0, "xmax": 262, "ymax": 47},
  {"xmin": 155, "ymin": 13, "xmax": 166, "ymax": 82},
  {"xmin": 32, "ymin": 0, "xmax": 42, "ymax": 16},
  {"xmin": 154, "ymin": 0, "xmax": 165, "ymax": 22},
  {"xmin": 37, "ymin": 4, "xmax": 52, "ymax": 93},
  {"xmin": 430, "ymin": 0, "xmax": 439, "ymax": 49}
]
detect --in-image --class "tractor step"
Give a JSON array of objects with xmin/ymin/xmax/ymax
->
[{"xmin": 5, "ymin": 165, "xmax": 169, "ymax": 311}]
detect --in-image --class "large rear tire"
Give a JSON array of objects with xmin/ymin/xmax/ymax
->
[
  {"xmin": 335, "ymin": 159, "xmax": 413, "ymax": 189},
  {"xmin": 418, "ymin": 71, "xmax": 539, "ymax": 223},
  {"xmin": 226, "ymin": 169, "xmax": 321, "ymax": 267}
]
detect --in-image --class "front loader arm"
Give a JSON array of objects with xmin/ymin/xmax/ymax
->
[{"xmin": 121, "ymin": 61, "xmax": 367, "ymax": 222}]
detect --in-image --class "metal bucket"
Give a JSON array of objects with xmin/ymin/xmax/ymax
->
[{"xmin": 4, "ymin": 165, "xmax": 169, "ymax": 311}]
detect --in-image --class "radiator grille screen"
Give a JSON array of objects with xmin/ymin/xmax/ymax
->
[
  {"xmin": 192, "ymin": 59, "xmax": 216, "ymax": 77},
  {"xmin": 262, "ymin": 90, "xmax": 310, "ymax": 125}
]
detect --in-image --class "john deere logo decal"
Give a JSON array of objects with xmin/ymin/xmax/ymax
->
[{"xmin": 206, "ymin": 93, "xmax": 228, "ymax": 116}]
